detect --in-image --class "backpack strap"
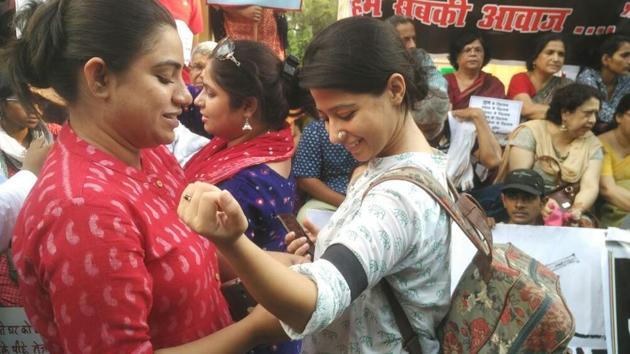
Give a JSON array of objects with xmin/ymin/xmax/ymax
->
[
  {"xmin": 360, "ymin": 166, "xmax": 493, "ymax": 354},
  {"xmin": 363, "ymin": 166, "xmax": 493, "ymax": 259}
]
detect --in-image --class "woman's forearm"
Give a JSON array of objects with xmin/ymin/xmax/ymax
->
[
  {"xmin": 218, "ymin": 235, "xmax": 318, "ymax": 332},
  {"xmin": 298, "ymin": 177, "xmax": 345, "ymax": 207},
  {"xmin": 472, "ymin": 115, "xmax": 502, "ymax": 169},
  {"xmin": 573, "ymin": 185, "xmax": 599, "ymax": 211},
  {"xmin": 601, "ymin": 183, "xmax": 630, "ymax": 211}
]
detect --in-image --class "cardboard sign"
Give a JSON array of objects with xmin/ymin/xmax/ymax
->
[
  {"xmin": 207, "ymin": 0, "xmax": 302, "ymax": 10},
  {"xmin": 0, "ymin": 307, "xmax": 48, "ymax": 354},
  {"xmin": 469, "ymin": 95, "xmax": 522, "ymax": 135}
]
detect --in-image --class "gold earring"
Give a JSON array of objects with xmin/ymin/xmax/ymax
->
[{"xmin": 337, "ymin": 130, "xmax": 347, "ymax": 139}]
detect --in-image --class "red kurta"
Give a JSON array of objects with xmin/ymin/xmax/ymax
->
[{"xmin": 12, "ymin": 124, "xmax": 231, "ymax": 353}]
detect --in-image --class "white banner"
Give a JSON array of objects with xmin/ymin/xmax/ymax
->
[
  {"xmin": 0, "ymin": 307, "xmax": 48, "ymax": 354},
  {"xmin": 451, "ymin": 224, "xmax": 608, "ymax": 349}
]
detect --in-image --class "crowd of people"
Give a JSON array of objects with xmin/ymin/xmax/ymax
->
[{"xmin": 0, "ymin": 0, "xmax": 629, "ymax": 353}]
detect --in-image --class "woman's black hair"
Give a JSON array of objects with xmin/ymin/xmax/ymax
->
[
  {"xmin": 612, "ymin": 92, "xmax": 630, "ymax": 129},
  {"xmin": 546, "ymin": 83, "xmax": 603, "ymax": 125},
  {"xmin": 209, "ymin": 40, "xmax": 313, "ymax": 130},
  {"xmin": 2, "ymin": 0, "xmax": 175, "ymax": 113},
  {"xmin": 526, "ymin": 33, "xmax": 566, "ymax": 71},
  {"xmin": 299, "ymin": 16, "xmax": 427, "ymax": 113},
  {"xmin": 594, "ymin": 34, "xmax": 630, "ymax": 71},
  {"xmin": 447, "ymin": 32, "xmax": 492, "ymax": 70}
]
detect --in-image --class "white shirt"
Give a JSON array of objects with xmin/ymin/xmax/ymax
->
[
  {"xmin": 0, "ymin": 170, "xmax": 36, "ymax": 252},
  {"xmin": 282, "ymin": 152, "xmax": 451, "ymax": 354}
]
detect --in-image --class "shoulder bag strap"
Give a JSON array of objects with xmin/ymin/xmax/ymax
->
[{"xmin": 361, "ymin": 166, "xmax": 493, "ymax": 354}]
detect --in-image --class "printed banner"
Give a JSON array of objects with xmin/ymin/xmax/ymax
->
[
  {"xmin": 350, "ymin": 0, "xmax": 630, "ymax": 65},
  {"xmin": 603, "ymin": 228, "xmax": 630, "ymax": 354},
  {"xmin": 0, "ymin": 307, "xmax": 49, "ymax": 354},
  {"xmin": 207, "ymin": 0, "xmax": 302, "ymax": 10}
]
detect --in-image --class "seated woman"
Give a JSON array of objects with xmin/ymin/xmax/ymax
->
[
  {"xmin": 293, "ymin": 118, "xmax": 358, "ymax": 223},
  {"xmin": 184, "ymin": 38, "xmax": 306, "ymax": 354},
  {"xmin": 577, "ymin": 35, "xmax": 630, "ymax": 134},
  {"xmin": 507, "ymin": 33, "xmax": 572, "ymax": 120},
  {"xmin": 497, "ymin": 83, "xmax": 604, "ymax": 223},
  {"xmin": 413, "ymin": 89, "xmax": 502, "ymax": 191},
  {"xmin": 597, "ymin": 93, "xmax": 630, "ymax": 229},
  {"xmin": 444, "ymin": 32, "xmax": 505, "ymax": 109}
]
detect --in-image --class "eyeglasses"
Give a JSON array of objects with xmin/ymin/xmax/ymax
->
[{"xmin": 213, "ymin": 37, "xmax": 241, "ymax": 67}]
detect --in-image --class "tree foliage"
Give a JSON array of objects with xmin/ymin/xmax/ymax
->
[{"xmin": 286, "ymin": 0, "xmax": 338, "ymax": 60}]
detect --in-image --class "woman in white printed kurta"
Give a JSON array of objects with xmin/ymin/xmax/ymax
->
[
  {"xmin": 177, "ymin": 16, "xmax": 452, "ymax": 354},
  {"xmin": 285, "ymin": 152, "xmax": 450, "ymax": 353}
]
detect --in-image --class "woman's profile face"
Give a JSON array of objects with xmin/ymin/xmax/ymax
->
[
  {"xmin": 532, "ymin": 40, "xmax": 565, "ymax": 76},
  {"xmin": 194, "ymin": 60, "xmax": 247, "ymax": 140},
  {"xmin": 1, "ymin": 98, "xmax": 41, "ymax": 131},
  {"xmin": 561, "ymin": 97, "xmax": 599, "ymax": 138},
  {"xmin": 456, "ymin": 39, "xmax": 485, "ymax": 72},
  {"xmin": 189, "ymin": 52, "xmax": 209, "ymax": 87},
  {"xmin": 616, "ymin": 109, "xmax": 630, "ymax": 137},
  {"xmin": 105, "ymin": 25, "xmax": 192, "ymax": 148},
  {"xmin": 310, "ymin": 81, "xmax": 404, "ymax": 162},
  {"xmin": 603, "ymin": 42, "xmax": 630, "ymax": 76}
]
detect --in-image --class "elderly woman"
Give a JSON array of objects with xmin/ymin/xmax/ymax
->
[
  {"xmin": 179, "ymin": 41, "xmax": 217, "ymax": 138},
  {"xmin": 577, "ymin": 35, "xmax": 630, "ymax": 134},
  {"xmin": 597, "ymin": 93, "xmax": 630, "ymax": 228},
  {"xmin": 497, "ymin": 83, "xmax": 603, "ymax": 222},
  {"xmin": 444, "ymin": 32, "xmax": 505, "ymax": 109},
  {"xmin": 508, "ymin": 33, "xmax": 573, "ymax": 120}
]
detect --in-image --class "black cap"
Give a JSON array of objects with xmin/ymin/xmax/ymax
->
[{"xmin": 502, "ymin": 169, "xmax": 544, "ymax": 196}]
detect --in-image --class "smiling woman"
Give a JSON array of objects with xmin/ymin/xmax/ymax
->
[
  {"xmin": 1, "ymin": 0, "xmax": 267, "ymax": 353},
  {"xmin": 507, "ymin": 33, "xmax": 573, "ymax": 120},
  {"xmin": 176, "ymin": 16, "xmax": 453, "ymax": 354}
]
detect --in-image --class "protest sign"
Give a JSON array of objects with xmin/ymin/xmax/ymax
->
[
  {"xmin": 469, "ymin": 95, "xmax": 522, "ymax": 135},
  {"xmin": 0, "ymin": 307, "xmax": 48, "ymax": 354}
]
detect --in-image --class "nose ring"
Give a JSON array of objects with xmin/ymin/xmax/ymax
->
[{"xmin": 337, "ymin": 130, "xmax": 347, "ymax": 139}]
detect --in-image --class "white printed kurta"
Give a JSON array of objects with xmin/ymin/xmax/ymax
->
[{"xmin": 282, "ymin": 152, "xmax": 451, "ymax": 354}]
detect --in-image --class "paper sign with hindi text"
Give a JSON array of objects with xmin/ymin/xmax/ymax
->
[
  {"xmin": 469, "ymin": 95, "xmax": 522, "ymax": 135},
  {"xmin": 0, "ymin": 307, "xmax": 49, "ymax": 354},
  {"xmin": 207, "ymin": 0, "xmax": 302, "ymax": 10}
]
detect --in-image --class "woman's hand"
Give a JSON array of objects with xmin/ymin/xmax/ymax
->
[
  {"xmin": 237, "ymin": 5, "xmax": 263, "ymax": 22},
  {"xmin": 284, "ymin": 219, "xmax": 319, "ymax": 261},
  {"xmin": 22, "ymin": 136, "xmax": 52, "ymax": 176},
  {"xmin": 178, "ymin": 182, "xmax": 248, "ymax": 245},
  {"xmin": 541, "ymin": 198, "xmax": 560, "ymax": 220}
]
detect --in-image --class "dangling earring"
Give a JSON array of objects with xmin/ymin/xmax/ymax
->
[
  {"xmin": 560, "ymin": 121, "xmax": 568, "ymax": 131},
  {"xmin": 242, "ymin": 116, "xmax": 252, "ymax": 131}
]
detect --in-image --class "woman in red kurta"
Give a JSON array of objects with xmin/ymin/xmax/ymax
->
[{"xmin": 5, "ymin": 1, "xmax": 263, "ymax": 353}]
